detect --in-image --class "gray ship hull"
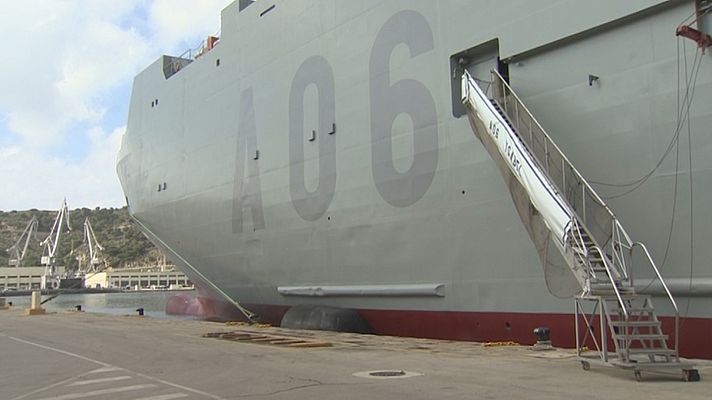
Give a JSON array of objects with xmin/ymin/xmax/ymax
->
[{"xmin": 118, "ymin": 0, "xmax": 712, "ymax": 357}]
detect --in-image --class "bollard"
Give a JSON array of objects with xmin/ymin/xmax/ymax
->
[
  {"xmin": 26, "ymin": 291, "xmax": 46, "ymax": 315},
  {"xmin": 136, "ymin": 307, "xmax": 144, "ymax": 316},
  {"xmin": 532, "ymin": 326, "xmax": 553, "ymax": 351},
  {"xmin": 534, "ymin": 326, "xmax": 550, "ymax": 341}
]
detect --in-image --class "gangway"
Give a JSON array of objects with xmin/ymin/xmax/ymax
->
[
  {"xmin": 6, "ymin": 216, "xmax": 38, "ymax": 267},
  {"xmin": 461, "ymin": 70, "xmax": 698, "ymax": 381}
]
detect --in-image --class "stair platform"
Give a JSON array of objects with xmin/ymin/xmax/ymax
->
[{"xmin": 578, "ymin": 353, "xmax": 700, "ymax": 381}]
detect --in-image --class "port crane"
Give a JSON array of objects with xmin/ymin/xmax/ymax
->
[
  {"xmin": 73, "ymin": 217, "xmax": 105, "ymax": 276},
  {"xmin": 40, "ymin": 199, "xmax": 71, "ymax": 289},
  {"xmin": 6, "ymin": 216, "xmax": 38, "ymax": 267}
]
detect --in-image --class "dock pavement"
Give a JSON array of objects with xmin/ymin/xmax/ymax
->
[{"xmin": 0, "ymin": 307, "xmax": 710, "ymax": 400}]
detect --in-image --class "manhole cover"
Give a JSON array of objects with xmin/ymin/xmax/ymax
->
[
  {"xmin": 353, "ymin": 370, "xmax": 423, "ymax": 380},
  {"xmin": 370, "ymin": 370, "xmax": 405, "ymax": 377}
]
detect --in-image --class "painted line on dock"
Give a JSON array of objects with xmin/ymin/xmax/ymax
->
[
  {"xmin": 4, "ymin": 335, "xmax": 111, "ymax": 367},
  {"xmin": 33, "ymin": 384, "xmax": 157, "ymax": 400},
  {"xmin": 132, "ymin": 394, "xmax": 190, "ymax": 400},
  {"xmin": 85, "ymin": 366, "xmax": 124, "ymax": 374},
  {"xmin": 66, "ymin": 376, "xmax": 132, "ymax": 386},
  {"xmin": 9, "ymin": 373, "xmax": 92, "ymax": 400},
  {"xmin": 131, "ymin": 371, "xmax": 226, "ymax": 400},
  {"xmin": 2, "ymin": 334, "xmax": 227, "ymax": 400}
]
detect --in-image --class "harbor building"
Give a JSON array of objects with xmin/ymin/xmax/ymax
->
[
  {"xmin": 84, "ymin": 268, "xmax": 192, "ymax": 290},
  {"xmin": 0, "ymin": 267, "xmax": 66, "ymax": 291}
]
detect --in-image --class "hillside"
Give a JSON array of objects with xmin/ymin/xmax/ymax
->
[{"xmin": 0, "ymin": 207, "xmax": 162, "ymax": 269}]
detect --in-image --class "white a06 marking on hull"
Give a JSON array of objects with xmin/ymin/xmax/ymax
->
[{"xmin": 232, "ymin": 10, "xmax": 439, "ymax": 233}]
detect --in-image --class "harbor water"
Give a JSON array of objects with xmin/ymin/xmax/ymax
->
[{"xmin": 3, "ymin": 290, "xmax": 196, "ymax": 319}]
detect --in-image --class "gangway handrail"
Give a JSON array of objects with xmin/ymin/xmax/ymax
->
[
  {"xmin": 593, "ymin": 246, "xmax": 629, "ymax": 317},
  {"xmin": 489, "ymin": 69, "xmax": 630, "ymax": 278},
  {"xmin": 630, "ymin": 241, "xmax": 680, "ymax": 360},
  {"xmin": 487, "ymin": 69, "xmax": 679, "ymax": 356},
  {"xmin": 164, "ymin": 35, "xmax": 221, "ymax": 79},
  {"xmin": 571, "ymin": 218, "xmax": 629, "ymax": 320},
  {"xmin": 490, "ymin": 69, "xmax": 613, "ymax": 220}
]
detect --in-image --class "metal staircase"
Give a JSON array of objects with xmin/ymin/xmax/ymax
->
[{"xmin": 461, "ymin": 70, "xmax": 698, "ymax": 381}]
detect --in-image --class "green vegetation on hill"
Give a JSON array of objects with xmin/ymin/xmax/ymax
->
[{"xmin": 0, "ymin": 207, "xmax": 161, "ymax": 269}]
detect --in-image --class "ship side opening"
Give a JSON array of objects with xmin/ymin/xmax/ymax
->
[
  {"xmin": 239, "ymin": 0, "xmax": 255, "ymax": 12},
  {"xmin": 450, "ymin": 39, "xmax": 508, "ymax": 118}
]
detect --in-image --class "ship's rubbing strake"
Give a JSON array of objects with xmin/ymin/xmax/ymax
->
[
  {"xmin": 232, "ymin": 10, "xmax": 439, "ymax": 230},
  {"xmin": 277, "ymin": 284, "xmax": 445, "ymax": 297}
]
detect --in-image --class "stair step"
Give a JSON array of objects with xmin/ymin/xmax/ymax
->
[
  {"xmin": 590, "ymin": 271, "xmax": 610, "ymax": 276},
  {"xmin": 590, "ymin": 288, "xmax": 636, "ymax": 296},
  {"xmin": 590, "ymin": 282, "xmax": 632, "ymax": 288},
  {"xmin": 602, "ymin": 293, "xmax": 641, "ymax": 298},
  {"xmin": 608, "ymin": 313, "xmax": 660, "ymax": 323},
  {"xmin": 613, "ymin": 333, "xmax": 668, "ymax": 340},
  {"xmin": 603, "ymin": 295, "xmax": 650, "ymax": 301},
  {"xmin": 627, "ymin": 348, "xmax": 676, "ymax": 355},
  {"xmin": 610, "ymin": 321, "xmax": 661, "ymax": 327},
  {"xmin": 609, "ymin": 306, "xmax": 654, "ymax": 313}
]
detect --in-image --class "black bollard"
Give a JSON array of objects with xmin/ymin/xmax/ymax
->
[
  {"xmin": 136, "ymin": 307, "xmax": 144, "ymax": 316},
  {"xmin": 532, "ymin": 326, "xmax": 553, "ymax": 351},
  {"xmin": 75, "ymin": 305, "xmax": 82, "ymax": 312},
  {"xmin": 533, "ymin": 326, "xmax": 550, "ymax": 342}
]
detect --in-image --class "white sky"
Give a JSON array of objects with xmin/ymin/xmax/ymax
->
[{"xmin": 0, "ymin": 0, "xmax": 233, "ymax": 211}]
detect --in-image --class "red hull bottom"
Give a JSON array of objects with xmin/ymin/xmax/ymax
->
[{"xmin": 166, "ymin": 294, "xmax": 712, "ymax": 359}]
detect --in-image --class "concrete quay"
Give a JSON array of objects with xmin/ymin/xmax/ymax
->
[{"xmin": 0, "ymin": 308, "xmax": 710, "ymax": 400}]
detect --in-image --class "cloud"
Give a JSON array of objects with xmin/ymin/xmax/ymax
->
[
  {"xmin": 0, "ymin": 1, "xmax": 146, "ymax": 145},
  {"xmin": 148, "ymin": 0, "xmax": 231, "ymax": 54},
  {"xmin": 0, "ymin": 126, "xmax": 125, "ymax": 210},
  {"xmin": 0, "ymin": 1, "xmax": 233, "ymax": 210}
]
